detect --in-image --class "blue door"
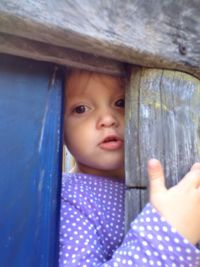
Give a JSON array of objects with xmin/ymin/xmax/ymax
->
[{"xmin": 0, "ymin": 54, "xmax": 63, "ymax": 266}]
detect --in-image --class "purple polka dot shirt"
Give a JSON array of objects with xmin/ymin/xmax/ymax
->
[{"xmin": 59, "ymin": 173, "xmax": 200, "ymax": 266}]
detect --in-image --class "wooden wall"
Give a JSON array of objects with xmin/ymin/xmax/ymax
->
[{"xmin": 125, "ymin": 67, "xmax": 200, "ymax": 228}]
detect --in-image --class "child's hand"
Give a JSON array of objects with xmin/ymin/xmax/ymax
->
[{"xmin": 148, "ymin": 158, "xmax": 200, "ymax": 245}]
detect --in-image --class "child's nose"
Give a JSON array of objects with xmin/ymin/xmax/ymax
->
[{"xmin": 97, "ymin": 111, "xmax": 118, "ymax": 128}]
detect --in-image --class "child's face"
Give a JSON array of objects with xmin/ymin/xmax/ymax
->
[{"xmin": 64, "ymin": 70, "xmax": 125, "ymax": 178}]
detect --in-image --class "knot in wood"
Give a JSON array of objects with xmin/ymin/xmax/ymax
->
[{"xmin": 178, "ymin": 43, "xmax": 187, "ymax": 55}]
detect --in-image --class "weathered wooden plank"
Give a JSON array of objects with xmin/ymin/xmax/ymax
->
[
  {"xmin": 0, "ymin": 33, "xmax": 125, "ymax": 76},
  {"xmin": 125, "ymin": 188, "xmax": 148, "ymax": 231},
  {"xmin": 0, "ymin": 54, "xmax": 63, "ymax": 266},
  {"xmin": 125, "ymin": 189, "xmax": 140, "ymax": 230},
  {"xmin": 0, "ymin": 0, "xmax": 199, "ymax": 78},
  {"xmin": 125, "ymin": 68, "xmax": 200, "ymax": 188}
]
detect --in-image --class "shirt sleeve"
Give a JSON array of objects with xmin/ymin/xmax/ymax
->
[{"xmin": 59, "ymin": 198, "xmax": 200, "ymax": 267}]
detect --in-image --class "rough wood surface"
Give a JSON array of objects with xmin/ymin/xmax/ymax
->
[
  {"xmin": 125, "ymin": 189, "xmax": 148, "ymax": 231},
  {"xmin": 0, "ymin": 33, "xmax": 125, "ymax": 76},
  {"xmin": 125, "ymin": 67, "xmax": 200, "ymax": 230},
  {"xmin": 0, "ymin": 0, "xmax": 199, "ymax": 78},
  {"xmin": 126, "ymin": 67, "xmax": 200, "ymax": 188}
]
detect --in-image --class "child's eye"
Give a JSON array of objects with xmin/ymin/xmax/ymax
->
[
  {"xmin": 115, "ymin": 99, "xmax": 125, "ymax": 108},
  {"xmin": 73, "ymin": 105, "xmax": 89, "ymax": 114}
]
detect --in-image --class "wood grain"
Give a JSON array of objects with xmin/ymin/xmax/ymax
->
[
  {"xmin": 0, "ymin": 33, "xmax": 125, "ymax": 76},
  {"xmin": 126, "ymin": 67, "xmax": 200, "ymax": 188},
  {"xmin": 0, "ymin": 0, "xmax": 199, "ymax": 78},
  {"xmin": 125, "ymin": 188, "xmax": 148, "ymax": 231},
  {"xmin": 125, "ymin": 66, "xmax": 200, "ymax": 230}
]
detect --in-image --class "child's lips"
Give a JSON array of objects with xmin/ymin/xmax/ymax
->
[{"xmin": 99, "ymin": 136, "xmax": 124, "ymax": 150}]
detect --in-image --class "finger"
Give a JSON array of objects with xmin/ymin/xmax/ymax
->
[
  {"xmin": 190, "ymin": 163, "xmax": 200, "ymax": 188},
  {"xmin": 179, "ymin": 167, "xmax": 200, "ymax": 188},
  {"xmin": 191, "ymin": 162, "xmax": 200, "ymax": 171},
  {"xmin": 147, "ymin": 158, "xmax": 167, "ymax": 195}
]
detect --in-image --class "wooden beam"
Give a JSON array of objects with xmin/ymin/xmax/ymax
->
[
  {"xmin": 0, "ymin": 33, "xmax": 125, "ymax": 76},
  {"xmin": 0, "ymin": 1, "xmax": 199, "ymax": 78},
  {"xmin": 126, "ymin": 67, "xmax": 200, "ymax": 188},
  {"xmin": 125, "ymin": 67, "xmax": 200, "ymax": 228},
  {"xmin": 125, "ymin": 189, "xmax": 148, "ymax": 231}
]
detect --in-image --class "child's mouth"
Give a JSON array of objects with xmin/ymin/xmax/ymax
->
[{"xmin": 99, "ymin": 136, "xmax": 123, "ymax": 150}]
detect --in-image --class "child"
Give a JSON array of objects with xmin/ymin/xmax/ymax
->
[{"xmin": 59, "ymin": 69, "xmax": 200, "ymax": 266}]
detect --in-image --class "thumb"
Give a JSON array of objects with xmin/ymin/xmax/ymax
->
[{"xmin": 147, "ymin": 159, "xmax": 167, "ymax": 195}]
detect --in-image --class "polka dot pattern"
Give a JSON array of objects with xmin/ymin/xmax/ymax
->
[{"xmin": 59, "ymin": 173, "xmax": 200, "ymax": 266}]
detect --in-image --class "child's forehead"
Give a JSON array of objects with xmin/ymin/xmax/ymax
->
[{"xmin": 66, "ymin": 70, "xmax": 124, "ymax": 96}]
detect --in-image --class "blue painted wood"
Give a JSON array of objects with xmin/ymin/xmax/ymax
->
[{"xmin": 0, "ymin": 54, "xmax": 63, "ymax": 266}]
